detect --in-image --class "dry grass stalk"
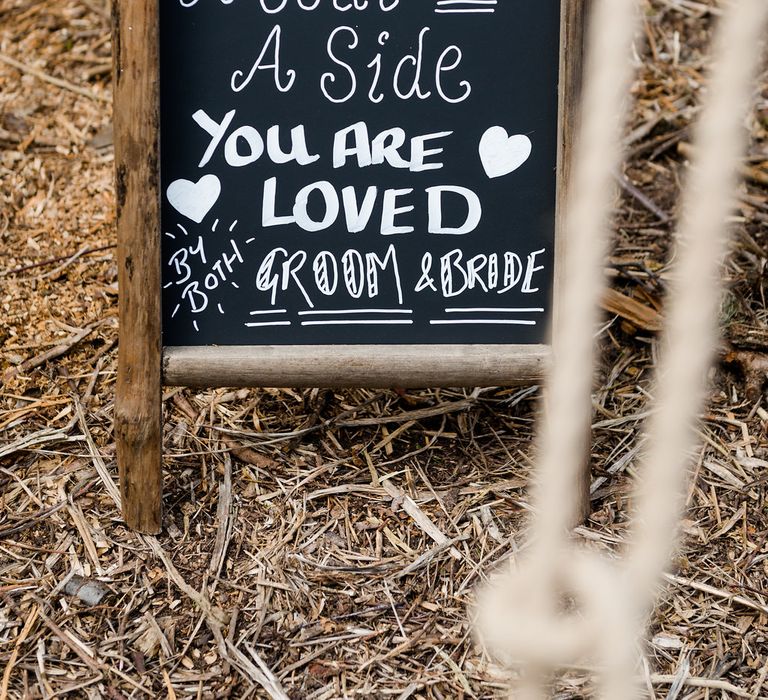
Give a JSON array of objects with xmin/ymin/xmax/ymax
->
[{"xmin": 1, "ymin": 0, "xmax": 768, "ymax": 697}]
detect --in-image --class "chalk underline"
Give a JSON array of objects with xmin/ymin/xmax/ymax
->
[
  {"xmin": 444, "ymin": 307, "xmax": 544, "ymax": 313},
  {"xmin": 430, "ymin": 319, "xmax": 537, "ymax": 326},
  {"xmin": 299, "ymin": 309, "xmax": 413, "ymax": 316},
  {"xmin": 301, "ymin": 320, "xmax": 414, "ymax": 326}
]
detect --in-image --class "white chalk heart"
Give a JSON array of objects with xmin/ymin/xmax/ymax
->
[
  {"xmin": 479, "ymin": 127, "xmax": 532, "ymax": 179},
  {"xmin": 167, "ymin": 174, "xmax": 221, "ymax": 224}
]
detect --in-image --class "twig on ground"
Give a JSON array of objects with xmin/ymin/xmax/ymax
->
[{"xmin": 0, "ymin": 52, "xmax": 110, "ymax": 103}]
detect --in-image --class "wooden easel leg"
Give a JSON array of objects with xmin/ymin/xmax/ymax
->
[
  {"xmin": 556, "ymin": 0, "xmax": 591, "ymax": 528},
  {"xmin": 576, "ymin": 463, "xmax": 592, "ymax": 524},
  {"xmin": 116, "ymin": 387, "xmax": 163, "ymax": 534},
  {"xmin": 113, "ymin": 0, "xmax": 163, "ymax": 534}
]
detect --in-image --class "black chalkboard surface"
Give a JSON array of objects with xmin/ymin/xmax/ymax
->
[{"xmin": 160, "ymin": 0, "xmax": 561, "ymax": 346}]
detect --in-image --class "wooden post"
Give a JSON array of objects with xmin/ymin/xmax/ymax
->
[
  {"xmin": 113, "ymin": 0, "xmax": 163, "ymax": 534},
  {"xmin": 556, "ymin": 0, "xmax": 592, "ymax": 524}
]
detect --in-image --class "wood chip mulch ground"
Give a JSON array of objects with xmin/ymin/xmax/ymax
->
[{"xmin": 1, "ymin": 0, "xmax": 768, "ymax": 697}]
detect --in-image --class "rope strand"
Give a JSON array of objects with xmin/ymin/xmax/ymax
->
[{"xmin": 476, "ymin": 1, "xmax": 768, "ymax": 697}]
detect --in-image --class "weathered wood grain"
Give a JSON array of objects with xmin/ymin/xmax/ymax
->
[
  {"xmin": 113, "ymin": 0, "xmax": 163, "ymax": 534},
  {"xmin": 554, "ymin": 0, "xmax": 588, "ymax": 335},
  {"xmin": 557, "ymin": 0, "xmax": 591, "ymax": 522},
  {"xmin": 164, "ymin": 345, "xmax": 550, "ymax": 388}
]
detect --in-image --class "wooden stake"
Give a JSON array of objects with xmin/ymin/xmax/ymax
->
[
  {"xmin": 113, "ymin": 0, "xmax": 163, "ymax": 534},
  {"xmin": 556, "ymin": 0, "xmax": 591, "ymax": 524}
]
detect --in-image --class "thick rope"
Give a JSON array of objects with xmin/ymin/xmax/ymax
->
[
  {"xmin": 474, "ymin": 0, "xmax": 641, "ymax": 693},
  {"xmin": 625, "ymin": 0, "xmax": 768, "ymax": 615},
  {"xmin": 530, "ymin": 0, "xmax": 641, "ymax": 568},
  {"xmin": 475, "ymin": 0, "xmax": 641, "ymax": 683},
  {"xmin": 476, "ymin": 1, "xmax": 768, "ymax": 697}
]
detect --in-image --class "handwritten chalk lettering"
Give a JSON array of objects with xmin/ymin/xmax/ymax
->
[
  {"xmin": 179, "ymin": 0, "xmax": 233, "ymax": 6},
  {"xmin": 225, "ymin": 126, "xmax": 265, "ymax": 166},
  {"xmin": 415, "ymin": 248, "xmax": 547, "ymax": 298},
  {"xmin": 181, "ymin": 281, "xmax": 210, "ymax": 313},
  {"xmin": 194, "ymin": 110, "xmax": 320, "ymax": 168},
  {"xmin": 294, "ymin": 181, "xmax": 340, "ymax": 232},
  {"xmin": 333, "ymin": 123, "xmax": 452, "ymax": 171},
  {"xmin": 342, "ymin": 186, "xmax": 377, "ymax": 233},
  {"xmin": 268, "ymin": 126, "xmax": 320, "ymax": 165},
  {"xmin": 255, "ymin": 244, "xmax": 403, "ymax": 306},
  {"xmin": 256, "ymin": 248, "xmax": 313, "ymax": 306},
  {"xmin": 204, "ymin": 241, "xmax": 245, "ymax": 290},
  {"xmin": 180, "ymin": 1, "xmax": 401, "ymax": 11},
  {"xmin": 343, "ymin": 249, "xmax": 365, "ymax": 297},
  {"xmin": 168, "ymin": 236, "xmax": 207, "ymax": 285},
  {"xmin": 380, "ymin": 189, "xmax": 414, "ymax": 235},
  {"xmin": 179, "ymin": 0, "xmax": 234, "ymax": 7},
  {"xmin": 173, "ymin": 239, "xmax": 246, "ymax": 314},
  {"xmin": 231, "ymin": 25, "xmax": 296, "ymax": 93},
  {"xmin": 193, "ymin": 112, "xmax": 451, "ymax": 174},
  {"xmin": 161, "ymin": 0, "xmax": 560, "ymax": 345},
  {"xmin": 261, "ymin": 178, "xmax": 481, "ymax": 236},
  {"xmin": 427, "ymin": 186, "xmax": 482, "ymax": 235},
  {"xmin": 415, "ymin": 253, "xmax": 438, "ymax": 293},
  {"xmin": 367, "ymin": 31, "xmax": 389, "ymax": 103},
  {"xmin": 322, "ymin": 26, "xmax": 470, "ymax": 104},
  {"xmin": 366, "ymin": 245, "xmax": 401, "ymax": 301}
]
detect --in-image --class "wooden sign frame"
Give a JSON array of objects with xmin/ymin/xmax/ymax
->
[{"xmin": 113, "ymin": 0, "xmax": 587, "ymax": 533}]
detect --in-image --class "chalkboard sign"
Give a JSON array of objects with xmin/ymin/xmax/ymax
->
[
  {"xmin": 159, "ymin": 0, "xmax": 562, "ymax": 347},
  {"xmin": 113, "ymin": 0, "xmax": 584, "ymax": 532}
]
